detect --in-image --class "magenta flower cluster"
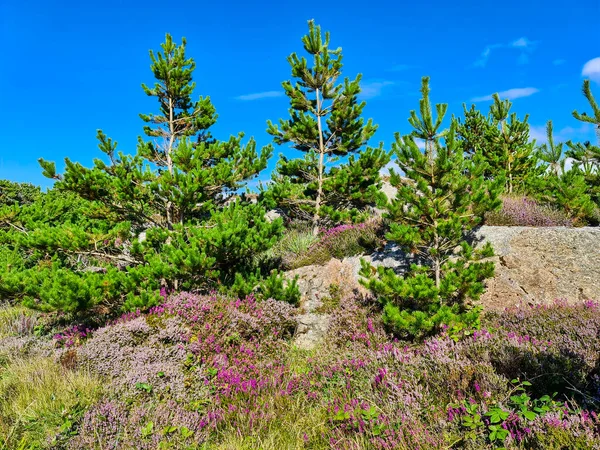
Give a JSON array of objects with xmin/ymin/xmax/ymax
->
[{"xmin": 53, "ymin": 325, "xmax": 92, "ymax": 348}]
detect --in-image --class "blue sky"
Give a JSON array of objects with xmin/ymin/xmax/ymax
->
[{"xmin": 1, "ymin": 0, "xmax": 599, "ymax": 189}]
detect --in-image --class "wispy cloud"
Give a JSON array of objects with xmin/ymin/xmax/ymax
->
[
  {"xmin": 553, "ymin": 59, "xmax": 566, "ymax": 66},
  {"xmin": 474, "ymin": 44, "xmax": 503, "ymax": 67},
  {"xmin": 530, "ymin": 123, "xmax": 592, "ymax": 145},
  {"xmin": 582, "ymin": 57, "xmax": 600, "ymax": 84},
  {"xmin": 511, "ymin": 37, "xmax": 534, "ymax": 48},
  {"xmin": 235, "ymin": 90, "xmax": 283, "ymax": 101},
  {"xmin": 474, "ymin": 37, "xmax": 538, "ymax": 68},
  {"xmin": 359, "ymin": 80, "xmax": 394, "ymax": 99},
  {"xmin": 471, "ymin": 87, "xmax": 539, "ymax": 102}
]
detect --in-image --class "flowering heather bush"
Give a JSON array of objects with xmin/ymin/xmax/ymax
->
[
  {"xmin": 54, "ymin": 324, "xmax": 92, "ymax": 348},
  {"xmin": 67, "ymin": 399, "xmax": 210, "ymax": 450},
  {"xmin": 485, "ymin": 195, "xmax": 574, "ymax": 227},
  {"xmin": 7, "ymin": 292, "xmax": 600, "ymax": 449},
  {"xmin": 291, "ymin": 220, "xmax": 383, "ymax": 268},
  {"xmin": 75, "ymin": 315, "xmax": 189, "ymax": 400},
  {"xmin": 483, "ymin": 300, "xmax": 600, "ymax": 405}
]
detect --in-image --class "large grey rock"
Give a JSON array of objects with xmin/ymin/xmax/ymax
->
[
  {"xmin": 286, "ymin": 226, "xmax": 600, "ymax": 325},
  {"xmin": 475, "ymin": 226, "xmax": 600, "ymax": 309}
]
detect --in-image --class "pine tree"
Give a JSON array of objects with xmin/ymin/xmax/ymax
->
[
  {"xmin": 360, "ymin": 77, "xmax": 502, "ymax": 340},
  {"xmin": 457, "ymin": 96, "xmax": 539, "ymax": 193},
  {"xmin": 0, "ymin": 180, "xmax": 40, "ymax": 207},
  {"xmin": 9, "ymin": 34, "xmax": 287, "ymax": 313},
  {"xmin": 265, "ymin": 20, "xmax": 386, "ymax": 234},
  {"xmin": 529, "ymin": 119, "xmax": 596, "ymax": 224},
  {"xmin": 538, "ymin": 120, "xmax": 564, "ymax": 176},
  {"xmin": 566, "ymin": 80, "xmax": 600, "ymax": 208},
  {"xmin": 489, "ymin": 94, "xmax": 539, "ymax": 193}
]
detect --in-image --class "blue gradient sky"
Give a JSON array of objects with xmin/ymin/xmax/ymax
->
[{"xmin": 1, "ymin": 0, "xmax": 599, "ymax": 188}]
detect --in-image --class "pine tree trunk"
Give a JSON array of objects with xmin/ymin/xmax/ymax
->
[
  {"xmin": 313, "ymin": 88, "xmax": 325, "ymax": 236},
  {"xmin": 507, "ymin": 159, "xmax": 513, "ymax": 194},
  {"xmin": 433, "ymin": 229, "xmax": 441, "ymax": 293},
  {"xmin": 166, "ymin": 97, "xmax": 176, "ymax": 229}
]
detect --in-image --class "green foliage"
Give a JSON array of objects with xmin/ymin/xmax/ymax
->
[
  {"xmin": 529, "ymin": 120, "xmax": 598, "ymax": 225},
  {"xmin": 361, "ymin": 77, "xmax": 501, "ymax": 340},
  {"xmin": 5, "ymin": 34, "xmax": 279, "ymax": 314},
  {"xmin": 264, "ymin": 20, "xmax": 388, "ymax": 233},
  {"xmin": 538, "ymin": 120, "xmax": 564, "ymax": 176},
  {"xmin": 450, "ymin": 379, "xmax": 566, "ymax": 448},
  {"xmin": 255, "ymin": 223, "xmax": 319, "ymax": 271},
  {"xmin": 257, "ymin": 271, "xmax": 301, "ymax": 306},
  {"xmin": 566, "ymin": 79, "xmax": 600, "ymax": 210},
  {"xmin": 291, "ymin": 220, "xmax": 383, "ymax": 269},
  {"xmin": 228, "ymin": 269, "xmax": 301, "ymax": 306},
  {"xmin": 0, "ymin": 180, "xmax": 40, "ymax": 207},
  {"xmin": 457, "ymin": 95, "xmax": 540, "ymax": 194}
]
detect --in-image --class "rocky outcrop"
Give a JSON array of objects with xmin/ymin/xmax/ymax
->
[
  {"xmin": 475, "ymin": 226, "xmax": 600, "ymax": 310},
  {"xmin": 286, "ymin": 226, "xmax": 600, "ymax": 347},
  {"xmin": 285, "ymin": 259, "xmax": 361, "ymax": 350}
]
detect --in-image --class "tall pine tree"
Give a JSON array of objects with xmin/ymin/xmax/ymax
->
[
  {"xmin": 361, "ymin": 77, "xmax": 502, "ymax": 340},
  {"xmin": 566, "ymin": 80, "xmax": 600, "ymax": 208},
  {"xmin": 14, "ymin": 34, "xmax": 284, "ymax": 312},
  {"xmin": 264, "ymin": 20, "xmax": 388, "ymax": 234}
]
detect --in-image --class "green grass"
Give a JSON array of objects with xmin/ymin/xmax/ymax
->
[{"xmin": 0, "ymin": 356, "xmax": 102, "ymax": 449}]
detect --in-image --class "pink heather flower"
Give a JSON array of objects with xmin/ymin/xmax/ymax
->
[{"xmin": 367, "ymin": 318, "xmax": 375, "ymax": 333}]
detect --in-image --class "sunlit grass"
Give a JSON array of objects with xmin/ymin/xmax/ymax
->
[{"xmin": 0, "ymin": 356, "xmax": 102, "ymax": 449}]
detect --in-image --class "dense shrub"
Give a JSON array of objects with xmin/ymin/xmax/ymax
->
[
  {"xmin": 257, "ymin": 222, "xmax": 319, "ymax": 270},
  {"xmin": 485, "ymin": 196, "xmax": 575, "ymax": 227},
  {"xmin": 483, "ymin": 300, "xmax": 600, "ymax": 405}
]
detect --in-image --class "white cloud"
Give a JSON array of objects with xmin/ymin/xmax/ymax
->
[
  {"xmin": 471, "ymin": 87, "xmax": 539, "ymax": 102},
  {"xmin": 529, "ymin": 123, "xmax": 592, "ymax": 145},
  {"xmin": 553, "ymin": 59, "xmax": 566, "ymax": 66},
  {"xmin": 474, "ymin": 44, "xmax": 502, "ymax": 67},
  {"xmin": 582, "ymin": 57, "xmax": 600, "ymax": 83},
  {"xmin": 235, "ymin": 90, "xmax": 283, "ymax": 101},
  {"xmin": 413, "ymin": 138, "xmax": 427, "ymax": 150},
  {"xmin": 474, "ymin": 37, "xmax": 537, "ymax": 68},
  {"xmin": 359, "ymin": 81, "xmax": 394, "ymax": 99},
  {"xmin": 529, "ymin": 125, "xmax": 547, "ymax": 143},
  {"xmin": 380, "ymin": 160, "xmax": 398, "ymax": 176},
  {"xmin": 511, "ymin": 37, "xmax": 535, "ymax": 49}
]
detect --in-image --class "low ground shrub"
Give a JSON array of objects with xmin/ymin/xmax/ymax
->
[
  {"xmin": 3, "ymin": 293, "xmax": 600, "ymax": 449},
  {"xmin": 256, "ymin": 222, "xmax": 319, "ymax": 270},
  {"xmin": 291, "ymin": 220, "xmax": 384, "ymax": 269},
  {"xmin": 485, "ymin": 196, "xmax": 575, "ymax": 227}
]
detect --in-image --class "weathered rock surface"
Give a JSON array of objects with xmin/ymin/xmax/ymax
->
[
  {"xmin": 475, "ymin": 226, "xmax": 600, "ymax": 309},
  {"xmin": 285, "ymin": 259, "xmax": 360, "ymax": 350},
  {"xmin": 286, "ymin": 226, "xmax": 600, "ymax": 347}
]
